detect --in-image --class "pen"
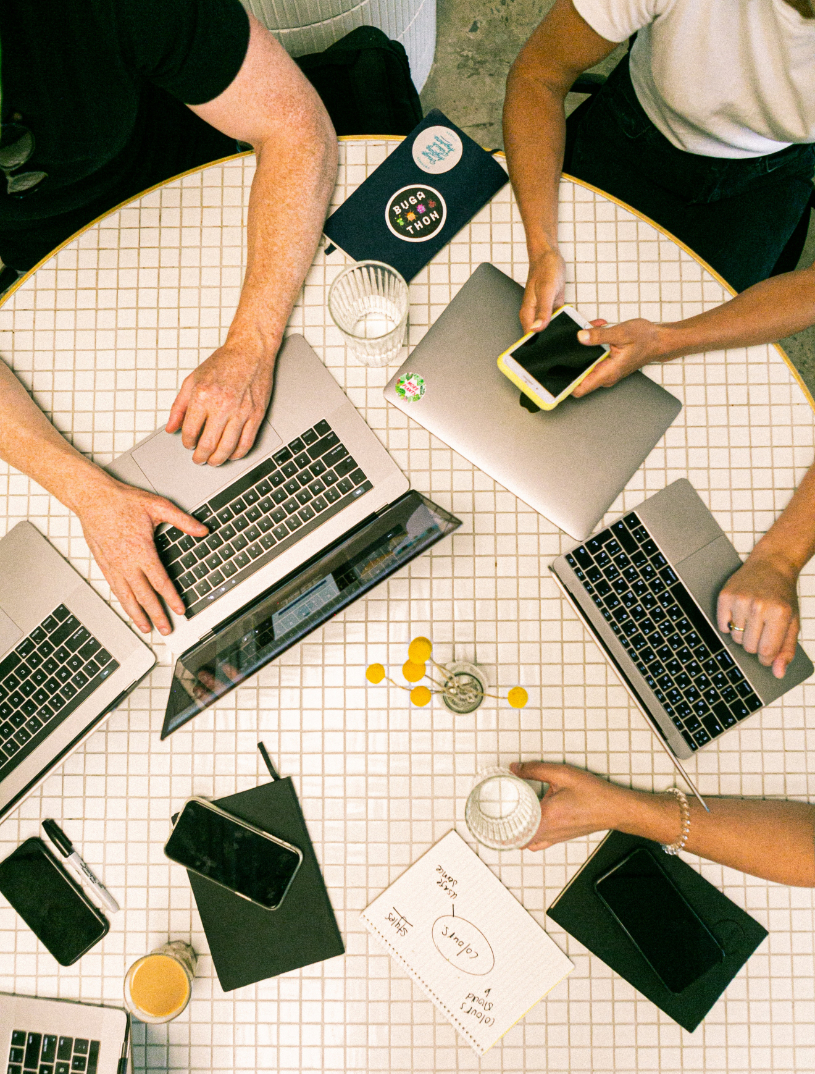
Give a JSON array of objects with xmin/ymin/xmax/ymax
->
[{"xmin": 42, "ymin": 818, "xmax": 120, "ymax": 914}]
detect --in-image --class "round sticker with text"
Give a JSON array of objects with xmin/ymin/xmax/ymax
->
[
  {"xmin": 412, "ymin": 126, "xmax": 463, "ymax": 175},
  {"xmin": 386, "ymin": 185, "xmax": 447, "ymax": 243},
  {"xmin": 395, "ymin": 373, "xmax": 426, "ymax": 402}
]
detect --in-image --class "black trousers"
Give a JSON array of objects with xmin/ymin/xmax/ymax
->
[{"xmin": 565, "ymin": 56, "xmax": 815, "ymax": 293}]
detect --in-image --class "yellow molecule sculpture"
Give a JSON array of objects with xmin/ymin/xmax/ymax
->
[{"xmin": 365, "ymin": 638, "xmax": 529, "ymax": 711}]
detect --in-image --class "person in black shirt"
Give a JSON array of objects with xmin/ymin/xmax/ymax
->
[{"xmin": 0, "ymin": 0, "xmax": 337, "ymax": 636}]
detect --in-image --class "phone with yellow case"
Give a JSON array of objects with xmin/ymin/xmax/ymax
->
[{"xmin": 497, "ymin": 305, "xmax": 610, "ymax": 411}]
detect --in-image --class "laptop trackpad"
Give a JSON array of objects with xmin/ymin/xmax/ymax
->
[
  {"xmin": 0, "ymin": 606, "xmax": 22, "ymax": 656},
  {"xmin": 131, "ymin": 419, "xmax": 283, "ymax": 513}
]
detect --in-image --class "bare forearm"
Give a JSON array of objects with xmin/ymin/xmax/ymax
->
[
  {"xmin": 227, "ymin": 118, "xmax": 337, "ymax": 355},
  {"xmin": 0, "ymin": 359, "xmax": 111, "ymax": 511},
  {"xmin": 613, "ymin": 789, "xmax": 815, "ymax": 886},
  {"xmin": 503, "ymin": 67, "xmax": 567, "ymax": 258},
  {"xmin": 654, "ymin": 265, "xmax": 815, "ymax": 362}
]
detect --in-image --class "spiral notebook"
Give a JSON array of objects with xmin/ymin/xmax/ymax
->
[{"xmin": 361, "ymin": 830, "xmax": 573, "ymax": 1054}]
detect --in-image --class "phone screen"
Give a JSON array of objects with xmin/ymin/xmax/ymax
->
[
  {"xmin": 595, "ymin": 847, "xmax": 725, "ymax": 993},
  {"xmin": 165, "ymin": 799, "xmax": 302, "ymax": 910},
  {"xmin": 512, "ymin": 311, "xmax": 607, "ymax": 396},
  {"xmin": 0, "ymin": 838, "xmax": 108, "ymax": 965}
]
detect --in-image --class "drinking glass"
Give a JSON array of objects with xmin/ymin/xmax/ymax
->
[
  {"xmin": 124, "ymin": 940, "xmax": 197, "ymax": 1023},
  {"xmin": 465, "ymin": 767, "xmax": 541, "ymax": 850},
  {"xmin": 328, "ymin": 261, "xmax": 409, "ymax": 366}
]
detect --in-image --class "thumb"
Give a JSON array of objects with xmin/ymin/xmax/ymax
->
[
  {"xmin": 773, "ymin": 616, "xmax": 800, "ymax": 679},
  {"xmin": 150, "ymin": 498, "xmax": 209, "ymax": 537},
  {"xmin": 511, "ymin": 760, "xmax": 566, "ymax": 785},
  {"xmin": 577, "ymin": 325, "xmax": 617, "ymax": 348}
]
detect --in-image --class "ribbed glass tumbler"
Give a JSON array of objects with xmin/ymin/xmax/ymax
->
[{"xmin": 327, "ymin": 260, "xmax": 409, "ymax": 367}]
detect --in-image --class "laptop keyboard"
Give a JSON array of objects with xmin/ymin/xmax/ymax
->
[
  {"xmin": 6, "ymin": 1029, "xmax": 100, "ymax": 1074},
  {"xmin": 566, "ymin": 512, "xmax": 762, "ymax": 752},
  {"xmin": 156, "ymin": 420, "xmax": 372, "ymax": 617},
  {"xmin": 0, "ymin": 606, "xmax": 119, "ymax": 782}
]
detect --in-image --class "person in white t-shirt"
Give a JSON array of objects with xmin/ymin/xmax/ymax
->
[
  {"xmin": 503, "ymin": 0, "xmax": 815, "ymax": 321},
  {"xmin": 503, "ymin": 0, "xmax": 815, "ymax": 676}
]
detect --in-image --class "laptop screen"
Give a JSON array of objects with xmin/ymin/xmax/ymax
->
[{"xmin": 162, "ymin": 492, "xmax": 460, "ymax": 738}]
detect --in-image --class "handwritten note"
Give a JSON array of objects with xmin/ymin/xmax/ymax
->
[{"xmin": 361, "ymin": 830, "xmax": 573, "ymax": 1054}]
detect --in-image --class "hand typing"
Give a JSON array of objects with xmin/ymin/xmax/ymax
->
[
  {"xmin": 166, "ymin": 339, "xmax": 276, "ymax": 467},
  {"xmin": 717, "ymin": 552, "xmax": 801, "ymax": 678},
  {"xmin": 74, "ymin": 475, "xmax": 208, "ymax": 635}
]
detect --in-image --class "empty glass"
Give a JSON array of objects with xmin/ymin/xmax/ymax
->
[
  {"xmin": 465, "ymin": 767, "xmax": 541, "ymax": 850},
  {"xmin": 328, "ymin": 261, "xmax": 409, "ymax": 366}
]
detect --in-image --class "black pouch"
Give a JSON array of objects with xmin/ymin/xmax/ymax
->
[{"xmin": 295, "ymin": 26, "xmax": 423, "ymax": 136}]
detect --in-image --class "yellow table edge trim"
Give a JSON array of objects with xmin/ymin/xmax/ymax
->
[{"xmin": 2, "ymin": 138, "xmax": 811, "ymax": 415}]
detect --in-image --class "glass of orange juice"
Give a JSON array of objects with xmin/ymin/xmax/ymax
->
[{"xmin": 124, "ymin": 941, "xmax": 197, "ymax": 1023}]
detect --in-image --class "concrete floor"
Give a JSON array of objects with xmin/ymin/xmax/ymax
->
[{"xmin": 420, "ymin": 0, "xmax": 815, "ymax": 394}]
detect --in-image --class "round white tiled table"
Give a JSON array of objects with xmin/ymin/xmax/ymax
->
[{"xmin": 1, "ymin": 139, "xmax": 814, "ymax": 1074}]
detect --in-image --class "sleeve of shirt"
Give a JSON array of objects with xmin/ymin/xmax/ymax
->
[
  {"xmin": 571, "ymin": 0, "xmax": 664, "ymax": 44},
  {"xmin": 116, "ymin": 0, "xmax": 251, "ymax": 105}
]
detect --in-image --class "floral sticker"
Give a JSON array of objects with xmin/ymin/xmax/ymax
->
[
  {"xmin": 395, "ymin": 373, "xmax": 426, "ymax": 402},
  {"xmin": 386, "ymin": 185, "xmax": 447, "ymax": 243}
]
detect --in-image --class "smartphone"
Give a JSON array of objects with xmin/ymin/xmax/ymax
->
[
  {"xmin": 497, "ymin": 305, "xmax": 610, "ymax": 410},
  {"xmin": 594, "ymin": 847, "xmax": 725, "ymax": 994},
  {"xmin": 164, "ymin": 797, "xmax": 303, "ymax": 911},
  {"xmin": 0, "ymin": 837, "xmax": 109, "ymax": 966}
]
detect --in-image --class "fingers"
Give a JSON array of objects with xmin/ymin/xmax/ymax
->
[
  {"xmin": 166, "ymin": 376, "xmax": 194, "ymax": 435},
  {"xmin": 230, "ymin": 411, "xmax": 266, "ymax": 461},
  {"xmin": 773, "ymin": 617, "xmax": 800, "ymax": 679},
  {"xmin": 152, "ymin": 500, "xmax": 209, "ymax": 539}
]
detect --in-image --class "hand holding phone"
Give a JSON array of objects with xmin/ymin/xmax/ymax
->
[
  {"xmin": 497, "ymin": 305, "xmax": 610, "ymax": 410},
  {"xmin": 165, "ymin": 797, "xmax": 303, "ymax": 911}
]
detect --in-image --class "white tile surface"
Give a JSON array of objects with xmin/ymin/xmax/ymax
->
[{"xmin": 0, "ymin": 140, "xmax": 814, "ymax": 1072}]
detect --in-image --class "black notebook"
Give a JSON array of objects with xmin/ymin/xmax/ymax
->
[
  {"xmin": 182, "ymin": 779, "xmax": 344, "ymax": 991},
  {"xmin": 323, "ymin": 109, "xmax": 508, "ymax": 281},
  {"xmin": 546, "ymin": 831, "xmax": 768, "ymax": 1032}
]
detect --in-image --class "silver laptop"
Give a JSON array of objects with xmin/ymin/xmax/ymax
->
[
  {"xmin": 1, "ymin": 992, "xmax": 130, "ymax": 1074},
  {"xmin": 384, "ymin": 262, "xmax": 682, "ymax": 540},
  {"xmin": 109, "ymin": 335, "xmax": 461, "ymax": 738},
  {"xmin": 552, "ymin": 479, "xmax": 813, "ymax": 763},
  {"xmin": 0, "ymin": 524, "xmax": 154, "ymax": 821},
  {"xmin": 109, "ymin": 334, "xmax": 410, "ymax": 658}
]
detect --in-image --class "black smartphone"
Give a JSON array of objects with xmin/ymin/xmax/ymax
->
[
  {"xmin": 594, "ymin": 846, "xmax": 725, "ymax": 994},
  {"xmin": 0, "ymin": 837, "xmax": 109, "ymax": 966},
  {"xmin": 164, "ymin": 797, "xmax": 303, "ymax": 910}
]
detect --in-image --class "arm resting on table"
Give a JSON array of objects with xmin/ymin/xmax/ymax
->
[
  {"xmin": 512, "ymin": 761, "xmax": 815, "ymax": 887},
  {"xmin": 173, "ymin": 14, "xmax": 338, "ymax": 467},
  {"xmin": 0, "ymin": 359, "xmax": 207, "ymax": 635}
]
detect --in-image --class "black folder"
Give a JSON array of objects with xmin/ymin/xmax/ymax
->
[
  {"xmin": 323, "ymin": 108, "xmax": 508, "ymax": 282},
  {"xmin": 546, "ymin": 831, "xmax": 768, "ymax": 1031},
  {"xmin": 183, "ymin": 778, "xmax": 344, "ymax": 991}
]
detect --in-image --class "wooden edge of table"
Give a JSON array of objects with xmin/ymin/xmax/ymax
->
[{"xmin": 3, "ymin": 138, "xmax": 812, "ymax": 415}]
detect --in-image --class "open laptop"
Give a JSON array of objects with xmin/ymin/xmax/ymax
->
[
  {"xmin": 1, "ymin": 992, "xmax": 129, "ymax": 1074},
  {"xmin": 384, "ymin": 262, "xmax": 682, "ymax": 540},
  {"xmin": 552, "ymin": 479, "xmax": 813, "ymax": 765},
  {"xmin": 108, "ymin": 335, "xmax": 460, "ymax": 737},
  {"xmin": 0, "ymin": 523, "xmax": 154, "ymax": 821}
]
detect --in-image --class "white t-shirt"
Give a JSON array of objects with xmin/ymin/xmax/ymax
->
[{"xmin": 573, "ymin": 0, "xmax": 815, "ymax": 158}]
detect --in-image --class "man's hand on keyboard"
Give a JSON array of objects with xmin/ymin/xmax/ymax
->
[
  {"xmin": 165, "ymin": 338, "xmax": 276, "ymax": 468},
  {"xmin": 717, "ymin": 553, "xmax": 800, "ymax": 679},
  {"xmin": 74, "ymin": 475, "xmax": 208, "ymax": 635}
]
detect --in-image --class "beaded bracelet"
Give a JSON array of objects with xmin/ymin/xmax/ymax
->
[{"xmin": 661, "ymin": 787, "xmax": 691, "ymax": 855}]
